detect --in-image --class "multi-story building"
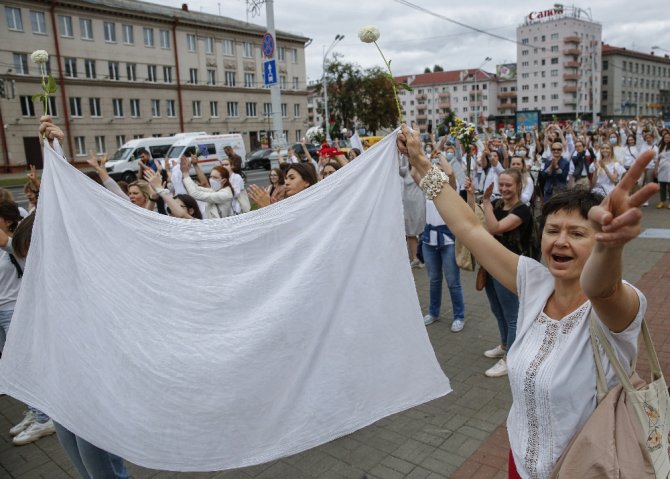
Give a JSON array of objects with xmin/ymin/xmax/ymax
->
[
  {"xmin": 0, "ymin": 0, "xmax": 309, "ymax": 171},
  {"xmin": 516, "ymin": 5, "xmax": 601, "ymax": 121},
  {"xmin": 600, "ymin": 44, "xmax": 670, "ymax": 118},
  {"xmin": 395, "ymin": 69, "xmax": 498, "ymax": 135}
]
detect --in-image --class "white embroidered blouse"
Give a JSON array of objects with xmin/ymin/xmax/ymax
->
[{"xmin": 507, "ymin": 256, "xmax": 646, "ymax": 479}]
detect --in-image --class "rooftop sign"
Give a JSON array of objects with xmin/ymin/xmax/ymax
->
[{"xmin": 526, "ymin": 7, "xmax": 564, "ymax": 23}]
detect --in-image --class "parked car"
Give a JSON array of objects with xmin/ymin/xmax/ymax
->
[{"xmin": 245, "ymin": 149, "xmax": 273, "ymax": 170}]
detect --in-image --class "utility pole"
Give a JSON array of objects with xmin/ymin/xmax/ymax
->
[{"xmin": 265, "ymin": 0, "xmax": 284, "ymax": 146}]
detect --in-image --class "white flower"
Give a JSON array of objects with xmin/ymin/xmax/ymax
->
[
  {"xmin": 31, "ymin": 50, "xmax": 49, "ymax": 65},
  {"xmin": 358, "ymin": 26, "xmax": 380, "ymax": 44}
]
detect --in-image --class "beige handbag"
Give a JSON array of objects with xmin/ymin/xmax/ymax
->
[
  {"xmin": 455, "ymin": 204, "xmax": 485, "ymax": 272},
  {"xmin": 550, "ymin": 314, "xmax": 670, "ymax": 478}
]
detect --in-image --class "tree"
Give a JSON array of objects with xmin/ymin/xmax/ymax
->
[
  {"xmin": 437, "ymin": 108, "xmax": 457, "ymax": 137},
  {"xmin": 357, "ymin": 66, "xmax": 400, "ymax": 135},
  {"xmin": 433, "ymin": 64, "xmax": 444, "ymax": 72},
  {"xmin": 424, "ymin": 67, "xmax": 432, "ymax": 73}
]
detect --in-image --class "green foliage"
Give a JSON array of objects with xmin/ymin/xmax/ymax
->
[
  {"xmin": 437, "ymin": 108, "xmax": 457, "ymax": 137},
  {"xmin": 424, "ymin": 67, "xmax": 431, "ymax": 73},
  {"xmin": 433, "ymin": 64, "xmax": 444, "ymax": 72}
]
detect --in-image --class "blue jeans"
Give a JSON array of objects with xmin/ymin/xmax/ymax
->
[
  {"xmin": 54, "ymin": 422, "xmax": 129, "ymax": 479},
  {"xmin": 484, "ymin": 275, "xmax": 519, "ymax": 350},
  {"xmin": 422, "ymin": 242, "xmax": 465, "ymax": 321}
]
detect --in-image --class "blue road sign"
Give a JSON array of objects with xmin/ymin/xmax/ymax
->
[
  {"xmin": 263, "ymin": 59, "xmax": 277, "ymax": 86},
  {"xmin": 262, "ymin": 32, "xmax": 275, "ymax": 58}
]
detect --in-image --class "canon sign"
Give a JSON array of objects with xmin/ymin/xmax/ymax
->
[{"xmin": 527, "ymin": 8, "xmax": 564, "ymax": 21}]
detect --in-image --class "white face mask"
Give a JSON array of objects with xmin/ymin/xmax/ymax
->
[
  {"xmin": 515, "ymin": 149, "xmax": 527, "ymax": 157},
  {"xmin": 209, "ymin": 178, "xmax": 222, "ymax": 191}
]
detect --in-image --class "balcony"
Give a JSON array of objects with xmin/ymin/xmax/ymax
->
[
  {"xmin": 438, "ymin": 92, "xmax": 450, "ymax": 99},
  {"xmin": 563, "ymin": 48, "xmax": 581, "ymax": 56},
  {"xmin": 439, "ymin": 101, "xmax": 450, "ymax": 109},
  {"xmin": 563, "ymin": 85, "xmax": 577, "ymax": 93},
  {"xmin": 498, "ymin": 91, "xmax": 517, "ymax": 98},
  {"xmin": 417, "ymin": 103, "xmax": 427, "ymax": 110},
  {"xmin": 416, "ymin": 113, "xmax": 428, "ymax": 120},
  {"xmin": 564, "ymin": 61, "xmax": 580, "ymax": 68},
  {"xmin": 416, "ymin": 93, "xmax": 427, "ymax": 100},
  {"xmin": 497, "ymin": 104, "xmax": 515, "ymax": 111},
  {"xmin": 563, "ymin": 73, "xmax": 579, "ymax": 81},
  {"xmin": 563, "ymin": 36, "xmax": 581, "ymax": 44}
]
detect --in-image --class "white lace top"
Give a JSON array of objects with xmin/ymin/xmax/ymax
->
[{"xmin": 507, "ymin": 257, "xmax": 646, "ymax": 479}]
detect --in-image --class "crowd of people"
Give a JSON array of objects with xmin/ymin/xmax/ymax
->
[{"xmin": 0, "ymin": 113, "xmax": 666, "ymax": 478}]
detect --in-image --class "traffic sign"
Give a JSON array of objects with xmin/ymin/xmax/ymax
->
[
  {"xmin": 262, "ymin": 32, "xmax": 275, "ymax": 58},
  {"xmin": 263, "ymin": 59, "xmax": 277, "ymax": 86}
]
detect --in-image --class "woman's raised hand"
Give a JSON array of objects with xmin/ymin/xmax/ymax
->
[
  {"xmin": 143, "ymin": 169, "xmax": 163, "ymax": 191},
  {"xmin": 588, "ymin": 150, "xmax": 659, "ymax": 247},
  {"xmin": 247, "ymin": 184, "xmax": 271, "ymax": 208},
  {"xmin": 179, "ymin": 155, "xmax": 191, "ymax": 174},
  {"xmin": 482, "ymin": 183, "xmax": 494, "ymax": 202},
  {"xmin": 397, "ymin": 125, "xmax": 431, "ymax": 176},
  {"xmin": 38, "ymin": 115, "xmax": 64, "ymax": 145}
]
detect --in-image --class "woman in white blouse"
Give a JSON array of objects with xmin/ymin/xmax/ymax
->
[
  {"xmin": 589, "ymin": 143, "xmax": 626, "ymax": 197},
  {"xmin": 397, "ymin": 124, "xmax": 658, "ymax": 479}
]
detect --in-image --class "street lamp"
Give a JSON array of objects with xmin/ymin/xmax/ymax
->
[
  {"xmin": 652, "ymin": 46, "xmax": 670, "ymax": 54},
  {"xmin": 473, "ymin": 57, "xmax": 491, "ymax": 132},
  {"xmin": 322, "ymin": 34, "xmax": 344, "ymax": 143}
]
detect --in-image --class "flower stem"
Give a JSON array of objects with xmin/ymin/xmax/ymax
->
[
  {"xmin": 374, "ymin": 41, "xmax": 403, "ymax": 125},
  {"xmin": 40, "ymin": 64, "xmax": 50, "ymax": 116}
]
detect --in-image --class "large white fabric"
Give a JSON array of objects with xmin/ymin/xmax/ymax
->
[{"xmin": 0, "ymin": 133, "xmax": 451, "ymax": 471}]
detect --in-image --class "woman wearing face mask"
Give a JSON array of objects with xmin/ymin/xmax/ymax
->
[
  {"xmin": 590, "ymin": 144, "xmax": 625, "ymax": 197},
  {"xmin": 510, "ymin": 157, "xmax": 535, "ymax": 206},
  {"xmin": 607, "ymin": 131, "xmax": 624, "ymax": 164},
  {"xmin": 181, "ymin": 158, "xmax": 233, "ymax": 219}
]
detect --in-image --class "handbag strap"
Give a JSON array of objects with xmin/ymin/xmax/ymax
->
[
  {"xmin": 588, "ymin": 315, "xmax": 609, "ymax": 403},
  {"xmin": 591, "ymin": 313, "xmax": 662, "ymax": 393}
]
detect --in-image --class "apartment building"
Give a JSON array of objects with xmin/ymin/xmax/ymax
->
[
  {"xmin": 0, "ymin": 0, "xmax": 309, "ymax": 171},
  {"xmin": 600, "ymin": 44, "xmax": 670, "ymax": 118},
  {"xmin": 516, "ymin": 6, "xmax": 601, "ymax": 120}
]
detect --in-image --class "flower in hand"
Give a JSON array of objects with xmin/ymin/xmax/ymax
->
[{"xmin": 31, "ymin": 50, "xmax": 57, "ymax": 118}]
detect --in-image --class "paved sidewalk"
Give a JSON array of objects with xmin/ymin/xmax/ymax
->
[{"xmin": 1, "ymin": 206, "xmax": 669, "ymax": 479}]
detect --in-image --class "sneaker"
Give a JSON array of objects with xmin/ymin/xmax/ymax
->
[
  {"xmin": 451, "ymin": 320, "xmax": 464, "ymax": 333},
  {"xmin": 484, "ymin": 344, "xmax": 505, "ymax": 358},
  {"xmin": 423, "ymin": 314, "xmax": 438, "ymax": 326},
  {"xmin": 656, "ymin": 202, "xmax": 665, "ymax": 209},
  {"xmin": 485, "ymin": 358, "xmax": 508, "ymax": 378},
  {"xmin": 12, "ymin": 419, "xmax": 56, "ymax": 446},
  {"xmin": 9, "ymin": 410, "xmax": 35, "ymax": 437},
  {"xmin": 410, "ymin": 259, "xmax": 424, "ymax": 269},
  {"xmin": 643, "ymin": 202, "xmax": 649, "ymax": 207}
]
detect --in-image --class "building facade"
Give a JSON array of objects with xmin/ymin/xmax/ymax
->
[
  {"xmin": 600, "ymin": 44, "xmax": 670, "ymax": 118},
  {"xmin": 516, "ymin": 6, "xmax": 601, "ymax": 121},
  {"xmin": 0, "ymin": 0, "xmax": 309, "ymax": 171}
]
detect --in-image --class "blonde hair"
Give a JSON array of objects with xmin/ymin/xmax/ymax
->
[{"xmin": 128, "ymin": 180, "xmax": 153, "ymax": 204}]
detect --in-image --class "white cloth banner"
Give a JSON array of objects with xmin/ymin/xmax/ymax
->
[
  {"xmin": 0, "ymin": 133, "xmax": 451, "ymax": 471},
  {"xmin": 350, "ymin": 131, "xmax": 365, "ymax": 152}
]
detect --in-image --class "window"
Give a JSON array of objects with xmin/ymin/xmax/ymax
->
[
  {"xmin": 187, "ymin": 34, "xmax": 196, "ymax": 52},
  {"xmin": 205, "ymin": 37, "xmax": 214, "ymax": 54},
  {"xmin": 48, "ymin": 97, "xmax": 58, "ymax": 117},
  {"xmin": 244, "ymin": 73, "xmax": 255, "ymax": 87},
  {"xmin": 6, "ymin": 7, "xmax": 23, "ymax": 31},
  {"xmin": 166, "ymin": 100, "xmax": 176, "ymax": 117},
  {"xmin": 521, "ymin": 96, "xmax": 529, "ymax": 104},
  {"xmin": 13, "ymin": 53, "xmax": 28, "ymax": 74},
  {"xmin": 84, "ymin": 59, "xmax": 96, "ymax": 79},
  {"xmin": 151, "ymin": 99, "xmax": 160, "ymax": 117},
  {"xmin": 522, "ymin": 61, "xmax": 529, "ymax": 67},
  {"xmin": 521, "ymin": 38, "xmax": 528, "ymax": 45},
  {"xmin": 130, "ymin": 99, "xmax": 140, "ymax": 117},
  {"xmin": 292, "ymin": 76, "xmax": 299, "ymax": 90},
  {"xmin": 74, "ymin": 137, "xmax": 86, "ymax": 156},
  {"xmin": 89, "ymin": 98, "xmax": 102, "ymax": 117},
  {"xmin": 20, "ymin": 96, "xmax": 35, "ymax": 116},
  {"xmin": 277, "ymin": 47, "xmax": 285, "ymax": 61},
  {"xmin": 143, "ymin": 28, "xmax": 154, "ymax": 47},
  {"xmin": 541, "ymin": 35, "xmax": 546, "ymax": 41},
  {"xmin": 210, "ymin": 101, "xmax": 218, "ymax": 117},
  {"xmin": 521, "ymin": 50, "xmax": 529, "ymax": 56},
  {"xmin": 551, "ymin": 45, "xmax": 558, "ymax": 52},
  {"xmin": 293, "ymin": 104, "xmax": 300, "ymax": 117},
  {"xmin": 70, "ymin": 97, "xmax": 82, "ymax": 117},
  {"xmin": 522, "ymin": 85, "xmax": 529, "ymax": 91},
  {"xmin": 550, "ymin": 69, "xmax": 558, "ymax": 77},
  {"xmin": 79, "ymin": 18, "xmax": 92, "ymax": 39},
  {"xmin": 123, "ymin": 24, "xmax": 134, "ymax": 44},
  {"xmin": 223, "ymin": 39, "xmax": 234, "ymax": 56},
  {"xmin": 227, "ymin": 102, "xmax": 239, "ymax": 117},
  {"xmin": 295, "ymin": 130, "xmax": 302, "ymax": 142},
  {"xmin": 58, "ymin": 15, "xmax": 73, "ymax": 37},
  {"xmin": 289, "ymin": 48, "xmax": 297, "ymax": 63},
  {"xmin": 189, "ymin": 68, "xmax": 198, "ymax": 84},
  {"xmin": 263, "ymin": 103, "xmax": 272, "ymax": 117},
  {"xmin": 242, "ymin": 42, "xmax": 253, "ymax": 58},
  {"xmin": 64, "ymin": 57, "xmax": 77, "ymax": 78},
  {"xmin": 160, "ymin": 30, "xmax": 170, "ymax": 49},
  {"xmin": 550, "ymin": 94, "xmax": 559, "ymax": 100},
  {"xmin": 224, "ymin": 71, "xmax": 236, "ymax": 86},
  {"xmin": 104, "ymin": 22, "xmax": 116, "ymax": 42},
  {"xmin": 551, "ymin": 106, "xmax": 559, "ymax": 112},
  {"xmin": 95, "ymin": 136, "xmax": 106, "ymax": 154},
  {"xmin": 147, "ymin": 64, "xmax": 157, "ymax": 82},
  {"xmin": 281, "ymin": 103, "xmax": 287, "ymax": 118},
  {"xmin": 279, "ymin": 75, "xmax": 286, "ymax": 90},
  {"xmin": 551, "ymin": 33, "xmax": 559, "ymax": 40},
  {"xmin": 207, "ymin": 69, "xmax": 216, "ymax": 85},
  {"xmin": 116, "ymin": 135, "xmax": 126, "ymax": 148},
  {"xmin": 112, "ymin": 98, "xmax": 124, "ymax": 117},
  {"xmin": 163, "ymin": 66, "xmax": 172, "ymax": 83},
  {"xmin": 31, "ymin": 10, "xmax": 46, "ymax": 34},
  {"xmin": 245, "ymin": 102, "xmax": 257, "ymax": 117},
  {"xmin": 551, "ymin": 57, "xmax": 559, "ymax": 64},
  {"xmin": 603, "ymin": 76, "xmax": 608, "ymax": 86},
  {"xmin": 108, "ymin": 61, "xmax": 120, "ymax": 80},
  {"xmin": 192, "ymin": 101, "xmax": 201, "ymax": 117},
  {"xmin": 127, "ymin": 63, "xmax": 136, "ymax": 81}
]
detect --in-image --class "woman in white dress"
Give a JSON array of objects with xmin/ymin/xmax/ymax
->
[
  {"xmin": 397, "ymin": 124, "xmax": 658, "ymax": 479},
  {"xmin": 589, "ymin": 143, "xmax": 626, "ymax": 197}
]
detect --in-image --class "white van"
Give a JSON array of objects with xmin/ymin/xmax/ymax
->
[
  {"xmin": 165, "ymin": 134, "xmax": 246, "ymax": 175},
  {"xmin": 106, "ymin": 133, "xmax": 206, "ymax": 183}
]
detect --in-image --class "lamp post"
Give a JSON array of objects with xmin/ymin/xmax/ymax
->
[
  {"xmin": 473, "ymin": 57, "xmax": 491, "ymax": 132},
  {"xmin": 652, "ymin": 46, "xmax": 670, "ymax": 54},
  {"xmin": 322, "ymin": 34, "xmax": 344, "ymax": 143}
]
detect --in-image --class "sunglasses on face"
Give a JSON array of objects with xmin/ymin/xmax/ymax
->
[{"xmin": 552, "ymin": 148, "xmax": 562, "ymax": 152}]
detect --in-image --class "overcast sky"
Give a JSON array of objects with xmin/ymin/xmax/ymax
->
[{"xmin": 153, "ymin": 0, "xmax": 670, "ymax": 82}]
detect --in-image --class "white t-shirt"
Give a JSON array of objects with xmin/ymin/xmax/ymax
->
[
  {"xmin": 589, "ymin": 161, "xmax": 626, "ymax": 196},
  {"xmin": 507, "ymin": 256, "xmax": 645, "ymax": 479},
  {"xmin": 424, "ymin": 201, "xmax": 453, "ymax": 246}
]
